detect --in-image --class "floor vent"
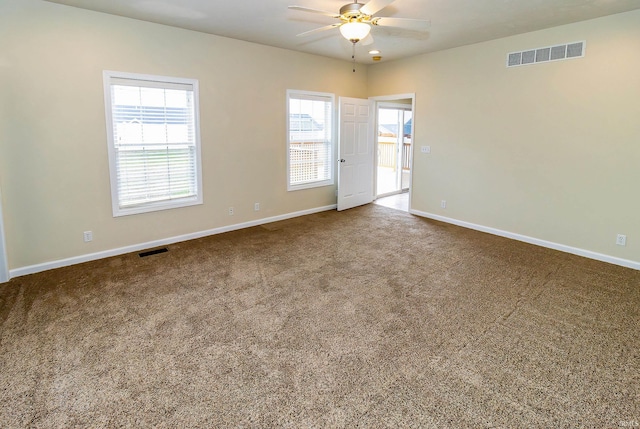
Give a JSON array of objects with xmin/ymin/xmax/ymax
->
[
  {"xmin": 507, "ymin": 41, "xmax": 585, "ymax": 68},
  {"xmin": 139, "ymin": 248, "xmax": 168, "ymax": 258}
]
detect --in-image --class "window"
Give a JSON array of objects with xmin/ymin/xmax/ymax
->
[
  {"xmin": 287, "ymin": 90, "xmax": 335, "ymax": 191},
  {"xmin": 103, "ymin": 71, "xmax": 202, "ymax": 216}
]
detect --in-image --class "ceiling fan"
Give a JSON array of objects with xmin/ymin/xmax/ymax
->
[{"xmin": 289, "ymin": 0, "xmax": 430, "ymax": 46}]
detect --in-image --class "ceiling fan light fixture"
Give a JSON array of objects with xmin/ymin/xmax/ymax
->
[{"xmin": 339, "ymin": 21, "xmax": 371, "ymax": 43}]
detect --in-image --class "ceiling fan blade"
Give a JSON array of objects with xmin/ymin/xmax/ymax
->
[
  {"xmin": 288, "ymin": 5, "xmax": 340, "ymax": 18},
  {"xmin": 373, "ymin": 17, "xmax": 431, "ymax": 31},
  {"xmin": 361, "ymin": 33, "xmax": 375, "ymax": 46},
  {"xmin": 296, "ymin": 23, "xmax": 341, "ymax": 37},
  {"xmin": 360, "ymin": 0, "xmax": 395, "ymax": 16}
]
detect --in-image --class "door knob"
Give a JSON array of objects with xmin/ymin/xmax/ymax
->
[{"xmin": 338, "ymin": 159, "xmax": 345, "ymax": 163}]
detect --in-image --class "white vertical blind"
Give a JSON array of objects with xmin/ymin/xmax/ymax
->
[
  {"xmin": 104, "ymin": 73, "xmax": 201, "ymax": 215},
  {"xmin": 288, "ymin": 92, "xmax": 334, "ymax": 189}
]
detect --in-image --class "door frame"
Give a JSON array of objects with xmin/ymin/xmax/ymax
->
[
  {"xmin": 0, "ymin": 186, "xmax": 8, "ymax": 283},
  {"xmin": 369, "ymin": 93, "xmax": 416, "ymax": 208}
]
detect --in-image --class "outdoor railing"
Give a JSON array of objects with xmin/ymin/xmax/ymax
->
[
  {"xmin": 402, "ymin": 142, "xmax": 411, "ymax": 171},
  {"xmin": 378, "ymin": 140, "xmax": 412, "ymax": 171}
]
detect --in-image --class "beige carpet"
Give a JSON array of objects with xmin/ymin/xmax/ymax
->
[{"xmin": 1, "ymin": 204, "xmax": 638, "ymax": 428}]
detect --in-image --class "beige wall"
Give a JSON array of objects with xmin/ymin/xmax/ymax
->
[
  {"xmin": 369, "ymin": 10, "xmax": 640, "ymax": 264},
  {"xmin": 0, "ymin": 0, "xmax": 367, "ymax": 270},
  {"xmin": 1, "ymin": 1, "xmax": 638, "ymax": 273}
]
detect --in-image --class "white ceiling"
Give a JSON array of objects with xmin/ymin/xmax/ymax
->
[{"xmin": 43, "ymin": 0, "xmax": 640, "ymax": 64}]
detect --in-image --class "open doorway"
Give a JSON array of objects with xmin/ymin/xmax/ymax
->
[
  {"xmin": 371, "ymin": 94, "xmax": 415, "ymax": 212},
  {"xmin": 376, "ymin": 103, "xmax": 412, "ymax": 197}
]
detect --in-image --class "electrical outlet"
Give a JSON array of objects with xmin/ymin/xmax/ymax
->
[
  {"xmin": 616, "ymin": 234, "xmax": 627, "ymax": 246},
  {"xmin": 254, "ymin": 202, "xmax": 260, "ymax": 211},
  {"xmin": 83, "ymin": 231, "xmax": 93, "ymax": 242},
  {"xmin": 421, "ymin": 146, "xmax": 431, "ymax": 154},
  {"xmin": 228, "ymin": 207, "xmax": 234, "ymax": 215},
  {"xmin": 441, "ymin": 200, "xmax": 447, "ymax": 209}
]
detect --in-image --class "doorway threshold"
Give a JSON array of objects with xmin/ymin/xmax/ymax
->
[{"xmin": 374, "ymin": 192, "xmax": 409, "ymax": 212}]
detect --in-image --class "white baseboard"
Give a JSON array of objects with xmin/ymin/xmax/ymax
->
[
  {"xmin": 409, "ymin": 209, "xmax": 640, "ymax": 271},
  {"xmin": 9, "ymin": 204, "xmax": 637, "ymax": 280},
  {"xmin": 9, "ymin": 204, "xmax": 337, "ymax": 280}
]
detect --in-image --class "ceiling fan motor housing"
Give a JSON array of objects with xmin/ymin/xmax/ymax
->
[{"xmin": 340, "ymin": 2, "xmax": 366, "ymax": 19}]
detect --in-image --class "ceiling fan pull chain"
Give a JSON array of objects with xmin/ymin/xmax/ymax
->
[{"xmin": 352, "ymin": 42, "xmax": 356, "ymax": 72}]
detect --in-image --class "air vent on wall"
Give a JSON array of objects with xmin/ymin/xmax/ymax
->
[{"xmin": 507, "ymin": 41, "xmax": 585, "ymax": 68}]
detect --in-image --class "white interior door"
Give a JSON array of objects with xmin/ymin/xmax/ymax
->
[
  {"xmin": 337, "ymin": 97, "xmax": 374, "ymax": 211},
  {"xmin": 0, "ymin": 186, "xmax": 8, "ymax": 283}
]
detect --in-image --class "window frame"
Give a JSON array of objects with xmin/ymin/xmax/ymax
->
[
  {"xmin": 103, "ymin": 70, "xmax": 203, "ymax": 217},
  {"xmin": 286, "ymin": 89, "xmax": 336, "ymax": 192}
]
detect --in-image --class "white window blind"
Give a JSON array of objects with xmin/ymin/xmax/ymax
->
[
  {"xmin": 104, "ymin": 71, "xmax": 202, "ymax": 216},
  {"xmin": 287, "ymin": 91, "xmax": 334, "ymax": 191}
]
